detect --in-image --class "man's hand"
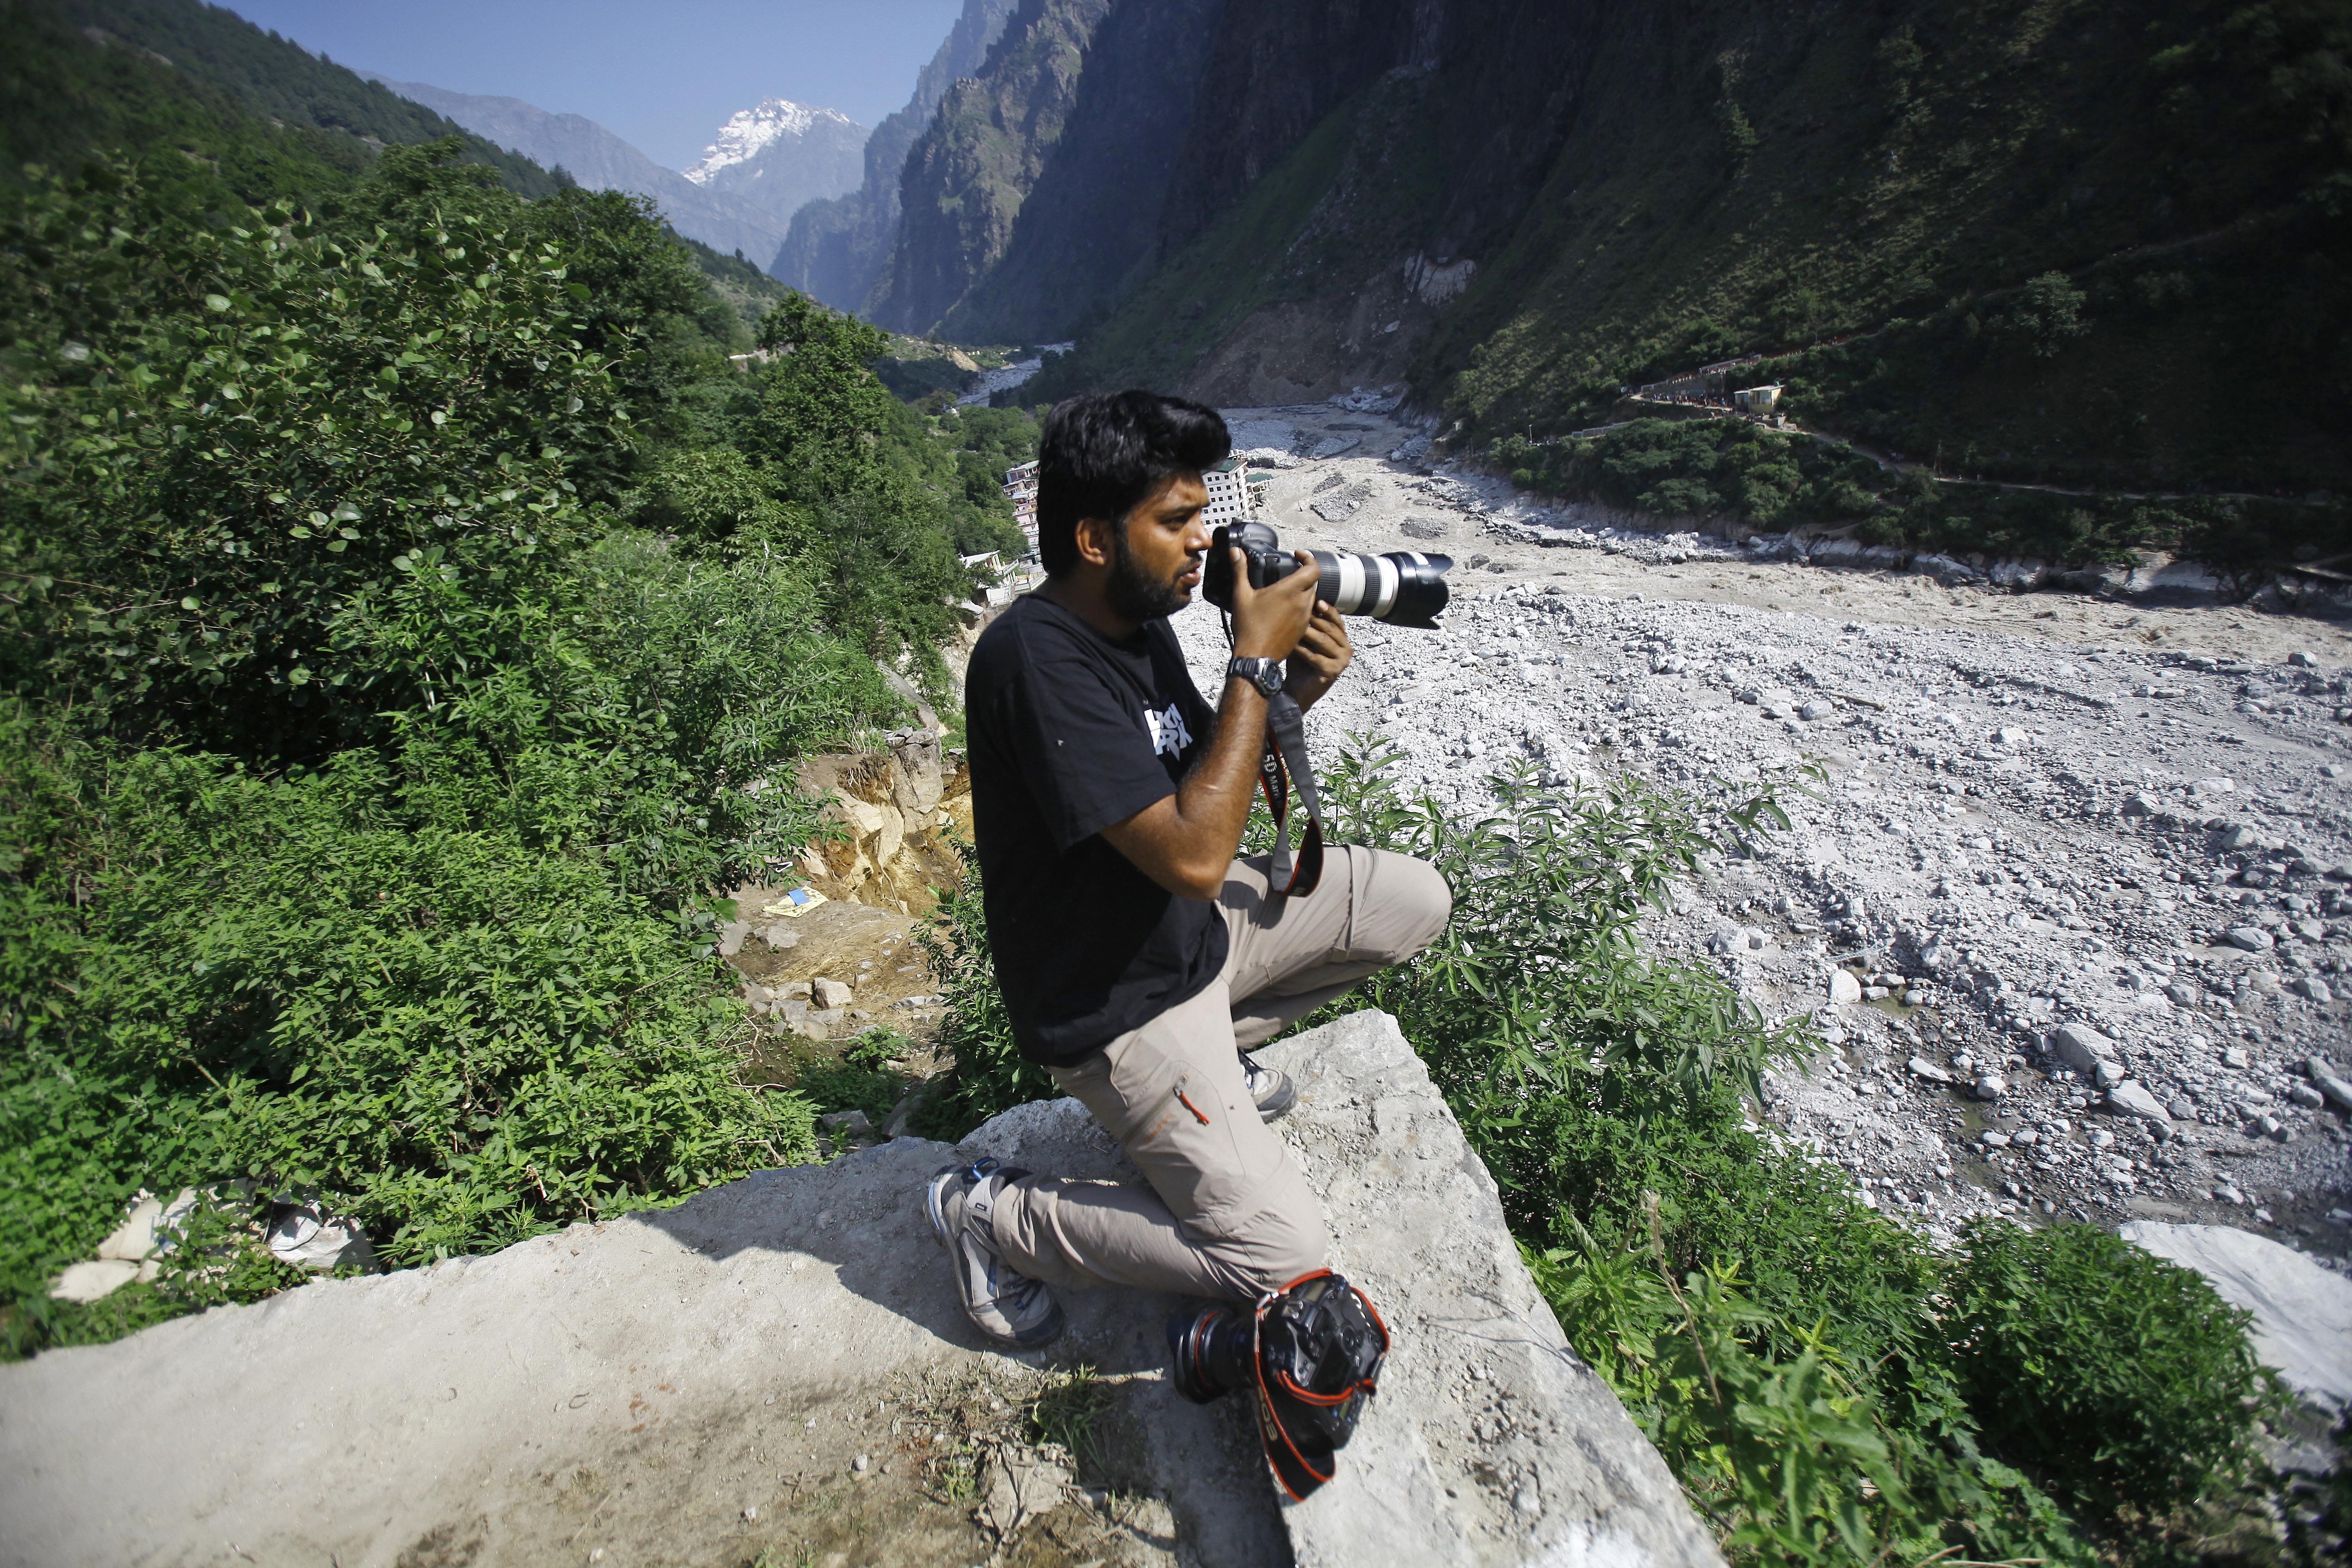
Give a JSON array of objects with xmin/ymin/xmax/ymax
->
[
  {"xmin": 1098, "ymin": 550, "xmax": 1320, "ymax": 900},
  {"xmin": 1228, "ymin": 548, "xmax": 1320, "ymax": 662},
  {"xmin": 1284, "ymin": 602, "xmax": 1352, "ymax": 712}
]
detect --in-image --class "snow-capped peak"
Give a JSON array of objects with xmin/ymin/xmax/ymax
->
[{"xmin": 682, "ymin": 98, "xmax": 854, "ymax": 185}]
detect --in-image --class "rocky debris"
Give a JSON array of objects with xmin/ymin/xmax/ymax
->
[
  {"xmin": 47, "ymin": 1258, "xmax": 148, "ymax": 1305},
  {"xmin": 261, "ymin": 1198, "xmax": 376, "ymax": 1271},
  {"xmin": 1181, "ymin": 407, "xmax": 2352, "ymax": 1259},
  {"xmin": 2121, "ymin": 1222, "xmax": 2352, "ymax": 1415},
  {"xmin": 2104, "ymin": 1080, "xmax": 2176, "ymax": 1130},
  {"xmin": 2050, "ymin": 1021, "xmax": 2122, "ymax": 1078},
  {"xmin": 1311, "ymin": 480, "xmax": 1376, "ymax": 523},
  {"xmin": 728, "ymin": 897, "xmax": 936, "ymax": 1045},
  {"xmin": 0, "ymin": 1011, "xmax": 1715, "ymax": 1568},
  {"xmin": 2312, "ymin": 1057, "xmax": 2352, "ymax": 1113},
  {"xmin": 792, "ymin": 736, "xmax": 972, "ymax": 916},
  {"xmin": 51, "ymin": 1185, "xmax": 370, "ymax": 1303}
]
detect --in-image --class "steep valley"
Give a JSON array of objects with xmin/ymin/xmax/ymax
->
[{"xmin": 873, "ymin": 0, "xmax": 2349, "ymax": 555}]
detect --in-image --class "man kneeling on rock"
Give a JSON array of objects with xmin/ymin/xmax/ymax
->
[{"xmin": 928, "ymin": 389, "xmax": 1452, "ymax": 1346}]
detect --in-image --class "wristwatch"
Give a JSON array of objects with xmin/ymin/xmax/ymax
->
[{"xmin": 1227, "ymin": 656, "xmax": 1287, "ymax": 697}]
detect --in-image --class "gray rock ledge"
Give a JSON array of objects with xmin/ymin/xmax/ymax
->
[{"xmin": 0, "ymin": 1011, "xmax": 1716, "ymax": 1568}]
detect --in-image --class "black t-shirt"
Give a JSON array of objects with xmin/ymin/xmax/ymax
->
[{"xmin": 964, "ymin": 593, "xmax": 1229, "ymax": 1065}]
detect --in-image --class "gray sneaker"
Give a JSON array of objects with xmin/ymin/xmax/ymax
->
[
  {"xmin": 1240, "ymin": 1052, "xmax": 1297, "ymax": 1122},
  {"xmin": 926, "ymin": 1157, "xmax": 1065, "ymax": 1348}
]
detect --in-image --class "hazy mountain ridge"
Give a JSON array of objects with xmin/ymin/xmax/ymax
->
[
  {"xmin": 368, "ymin": 77, "xmax": 863, "ymax": 271},
  {"xmin": 769, "ymin": 0, "xmax": 1020, "ymax": 314}
]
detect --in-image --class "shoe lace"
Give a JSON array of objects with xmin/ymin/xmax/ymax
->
[{"xmin": 997, "ymin": 1266, "xmax": 1049, "ymax": 1315}]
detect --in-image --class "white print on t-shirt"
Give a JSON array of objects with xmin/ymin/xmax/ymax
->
[{"xmin": 1144, "ymin": 701, "xmax": 1193, "ymax": 758}]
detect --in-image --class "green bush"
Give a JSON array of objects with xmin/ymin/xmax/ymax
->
[
  {"xmin": 1946, "ymin": 1219, "xmax": 2277, "ymax": 1522},
  {"xmin": 1, "ymin": 156, "xmax": 626, "ymax": 753},
  {"xmin": 910, "ymin": 842, "xmax": 1057, "ymax": 1138},
  {"xmin": 1492, "ymin": 419, "xmax": 1891, "ymax": 530},
  {"xmin": 0, "ymin": 144, "xmax": 967, "ymax": 1357}
]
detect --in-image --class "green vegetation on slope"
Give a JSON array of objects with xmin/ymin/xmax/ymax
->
[
  {"xmin": 1025, "ymin": 0, "xmax": 2347, "ymax": 565},
  {"xmin": 1425, "ymin": 0, "xmax": 2352, "ymax": 498},
  {"xmin": 3, "ymin": 0, "xmax": 562, "ymax": 198},
  {"xmin": 1, "ymin": 44, "xmax": 1036, "ymax": 1352},
  {"xmin": 916, "ymin": 742, "xmax": 2299, "ymax": 1564},
  {"xmin": 1491, "ymin": 418, "xmax": 2352, "ymax": 576}
]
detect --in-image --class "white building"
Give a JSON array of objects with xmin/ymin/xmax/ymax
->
[
  {"xmin": 1001, "ymin": 459, "xmax": 1039, "ymax": 553},
  {"xmin": 1201, "ymin": 457, "xmax": 1255, "ymax": 528}
]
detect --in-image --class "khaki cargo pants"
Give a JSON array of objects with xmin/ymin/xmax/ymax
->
[{"xmin": 990, "ymin": 846, "xmax": 1451, "ymax": 1302}]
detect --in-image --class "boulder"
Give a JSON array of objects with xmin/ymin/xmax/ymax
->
[
  {"xmin": 1246, "ymin": 1012, "xmax": 1720, "ymax": 1567},
  {"xmin": 887, "ymin": 730, "xmax": 945, "ymax": 817},
  {"xmin": 0, "ymin": 1012, "xmax": 1719, "ymax": 1568},
  {"xmin": 2306, "ymin": 1057, "xmax": 2352, "ymax": 1113},
  {"xmin": 2050, "ymin": 1021, "xmax": 2121, "ymax": 1078},
  {"xmin": 2121, "ymin": 1222, "xmax": 2352, "ymax": 1414},
  {"xmin": 47, "ymin": 1259, "xmax": 143, "ymax": 1303},
  {"xmin": 2103, "ymin": 1079, "xmax": 2174, "ymax": 1131}
]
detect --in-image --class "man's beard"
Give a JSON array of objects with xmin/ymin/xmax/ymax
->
[{"xmin": 1105, "ymin": 525, "xmax": 1191, "ymax": 623}]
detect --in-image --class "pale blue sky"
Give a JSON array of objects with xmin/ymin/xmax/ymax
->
[{"xmin": 221, "ymin": 2, "xmax": 965, "ymax": 170}]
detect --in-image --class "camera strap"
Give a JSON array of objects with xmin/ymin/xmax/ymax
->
[{"xmin": 1259, "ymin": 690, "xmax": 1325, "ymax": 897}]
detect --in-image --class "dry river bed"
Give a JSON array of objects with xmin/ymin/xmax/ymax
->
[{"xmin": 1168, "ymin": 402, "xmax": 2352, "ymax": 1265}]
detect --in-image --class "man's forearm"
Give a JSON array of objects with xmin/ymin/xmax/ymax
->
[
  {"xmin": 1097, "ymin": 676, "xmax": 1270, "ymax": 901},
  {"xmin": 1173, "ymin": 676, "xmax": 1270, "ymax": 852}
]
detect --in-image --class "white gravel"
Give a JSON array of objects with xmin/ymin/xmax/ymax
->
[{"xmin": 1177, "ymin": 402, "xmax": 2352, "ymax": 1264}]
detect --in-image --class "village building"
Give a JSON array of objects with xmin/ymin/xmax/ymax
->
[
  {"xmin": 1001, "ymin": 459, "xmax": 1039, "ymax": 554},
  {"xmin": 1201, "ymin": 456, "xmax": 1256, "ymax": 528}
]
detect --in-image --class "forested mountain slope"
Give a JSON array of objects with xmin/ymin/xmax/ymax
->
[
  {"xmin": 0, "ymin": 0, "xmax": 1034, "ymax": 1362},
  {"xmin": 897, "ymin": 0, "xmax": 2347, "ymax": 521},
  {"xmin": 2, "ymin": 0, "xmax": 561, "ymax": 196}
]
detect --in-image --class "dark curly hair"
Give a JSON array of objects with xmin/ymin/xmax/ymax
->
[{"xmin": 1035, "ymin": 390, "xmax": 1230, "ymax": 575}]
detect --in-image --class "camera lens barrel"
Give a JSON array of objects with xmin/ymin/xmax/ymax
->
[
  {"xmin": 1205, "ymin": 524, "xmax": 1449, "ymax": 628},
  {"xmin": 1312, "ymin": 549, "xmax": 1452, "ymax": 628},
  {"xmin": 1168, "ymin": 1305, "xmax": 1256, "ymax": 1404}
]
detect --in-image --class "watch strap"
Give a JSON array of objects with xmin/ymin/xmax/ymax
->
[{"xmin": 1228, "ymin": 656, "xmax": 1286, "ymax": 696}]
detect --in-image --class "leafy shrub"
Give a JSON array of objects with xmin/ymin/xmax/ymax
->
[
  {"xmin": 789, "ymin": 1032, "xmax": 917, "ymax": 1132},
  {"xmin": 0, "ymin": 708, "xmax": 823, "ymax": 1302},
  {"xmin": 1946, "ymin": 1219, "xmax": 2276, "ymax": 1522},
  {"xmin": 1, "ymin": 158, "xmax": 630, "ymax": 754},
  {"xmin": 1492, "ymin": 419, "xmax": 1891, "ymax": 529},
  {"xmin": 910, "ymin": 843, "xmax": 1057, "ymax": 1137}
]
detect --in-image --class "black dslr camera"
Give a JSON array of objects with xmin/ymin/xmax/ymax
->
[
  {"xmin": 1167, "ymin": 1271, "xmax": 1390, "ymax": 1500},
  {"xmin": 1202, "ymin": 520, "xmax": 1451, "ymax": 629}
]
